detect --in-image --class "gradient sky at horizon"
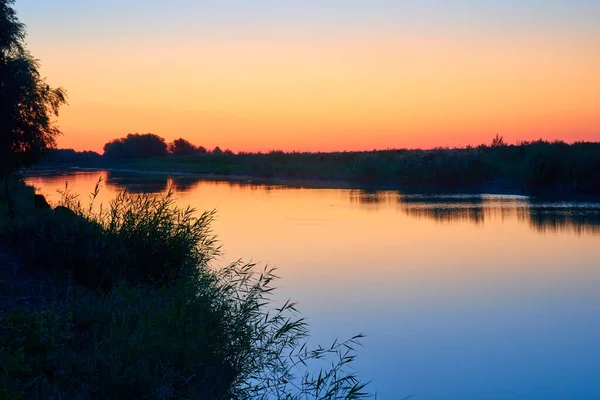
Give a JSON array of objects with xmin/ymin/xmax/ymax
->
[{"xmin": 15, "ymin": 0, "xmax": 600, "ymax": 152}]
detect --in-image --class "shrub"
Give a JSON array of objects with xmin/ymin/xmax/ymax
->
[{"xmin": 10, "ymin": 180, "xmax": 218, "ymax": 291}]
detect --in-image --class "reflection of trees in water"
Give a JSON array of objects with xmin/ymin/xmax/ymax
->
[
  {"xmin": 527, "ymin": 208, "xmax": 600, "ymax": 236},
  {"xmin": 105, "ymin": 171, "xmax": 169, "ymax": 193},
  {"xmin": 348, "ymin": 190, "xmax": 404, "ymax": 212},
  {"xmin": 219, "ymin": 180, "xmax": 282, "ymax": 193},
  {"xmin": 170, "ymin": 176, "xmax": 282, "ymax": 193},
  {"xmin": 397, "ymin": 194, "xmax": 488, "ymax": 224},
  {"xmin": 55, "ymin": 172, "xmax": 600, "ymax": 236},
  {"xmin": 104, "ymin": 171, "xmax": 283, "ymax": 194},
  {"xmin": 349, "ymin": 190, "xmax": 487, "ymax": 222},
  {"xmin": 349, "ymin": 190, "xmax": 600, "ymax": 236},
  {"xmin": 168, "ymin": 176, "xmax": 199, "ymax": 192}
]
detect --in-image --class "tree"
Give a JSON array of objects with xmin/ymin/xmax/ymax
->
[
  {"xmin": 168, "ymin": 138, "xmax": 197, "ymax": 156},
  {"xmin": 491, "ymin": 134, "xmax": 506, "ymax": 148},
  {"xmin": 1, "ymin": 0, "xmax": 66, "ymax": 215},
  {"xmin": 197, "ymin": 145, "xmax": 207, "ymax": 154},
  {"xmin": 103, "ymin": 133, "xmax": 168, "ymax": 160},
  {"xmin": 0, "ymin": 0, "xmax": 67, "ymax": 177},
  {"xmin": 43, "ymin": 148, "xmax": 102, "ymax": 165}
]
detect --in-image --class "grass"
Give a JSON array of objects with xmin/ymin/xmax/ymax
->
[{"xmin": 0, "ymin": 178, "xmax": 370, "ymax": 399}]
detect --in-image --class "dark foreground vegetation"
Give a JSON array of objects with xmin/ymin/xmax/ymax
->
[
  {"xmin": 0, "ymin": 179, "xmax": 368, "ymax": 399},
  {"xmin": 1, "ymin": 2, "xmax": 367, "ymax": 398},
  {"xmin": 45, "ymin": 135, "xmax": 600, "ymax": 196}
]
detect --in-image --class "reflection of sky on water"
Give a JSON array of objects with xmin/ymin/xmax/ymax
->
[{"xmin": 25, "ymin": 170, "xmax": 600, "ymax": 399}]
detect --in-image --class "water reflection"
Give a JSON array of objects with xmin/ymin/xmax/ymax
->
[
  {"xmin": 23, "ymin": 169, "xmax": 600, "ymax": 398},
  {"xmin": 103, "ymin": 171, "xmax": 284, "ymax": 194},
  {"xmin": 105, "ymin": 171, "xmax": 170, "ymax": 193},
  {"xmin": 528, "ymin": 207, "xmax": 600, "ymax": 236},
  {"xmin": 26, "ymin": 170, "xmax": 600, "ymax": 236},
  {"xmin": 350, "ymin": 190, "xmax": 600, "ymax": 235}
]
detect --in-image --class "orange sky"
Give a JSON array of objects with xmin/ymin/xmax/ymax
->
[{"xmin": 19, "ymin": 4, "xmax": 600, "ymax": 153}]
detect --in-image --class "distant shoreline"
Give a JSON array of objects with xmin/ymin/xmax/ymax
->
[
  {"xmin": 26, "ymin": 165, "xmax": 600, "ymax": 201},
  {"xmin": 31, "ymin": 165, "xmax": 368, "ymax": 190},
  {"xmin": 35, "ymin": 142, "xmax": 600, "ymax": 200}
]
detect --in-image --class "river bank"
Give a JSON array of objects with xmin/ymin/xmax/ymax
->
[
  {"xmin": 27, "ymin": 164, "xmax": 600, "ymax": 202},
  {"xmin": 0, "ymin": 178, "xmax": 369, "ymax": 399},
  {"xmin": 40, "ymin": 141, "xmax": 600, "ymax": 199}
]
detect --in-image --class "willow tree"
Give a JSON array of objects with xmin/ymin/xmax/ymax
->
[
  {"xmin": 0, "ymin": 0, "xmax": 66, "ymax": 213},
  {"xmin": 0, "ymin": 0, "xmax": 66, "ymax": 176}
]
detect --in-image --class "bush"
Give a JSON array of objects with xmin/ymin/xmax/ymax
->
[{"xmin": 9, "ymin": 180, "xmax": 218, "ymax": 291}]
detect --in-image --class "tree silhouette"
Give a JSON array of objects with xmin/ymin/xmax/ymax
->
[
  {"xmin": 104, "ymin": 133, "xmax": 168, "ymax": 160},
  {"xmin": 197, "ymin": 145, "xmax": 207, "ymax": 154},
  {"xmin": 169, "ymin": 138, "xmax": 197, "ymax": 156},
  {"xmin": 491, "ymin": 134, "xmax": 506, "ymax": 148},
  {"xmin": 0, "ymin": 0, "xmax": 67, "ymax": 177}
]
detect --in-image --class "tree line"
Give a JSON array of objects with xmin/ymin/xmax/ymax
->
[{"xmin": 103, "ymin": 133, "xmax": 233, "ymax": 160}]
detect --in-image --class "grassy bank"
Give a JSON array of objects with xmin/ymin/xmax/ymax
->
[
  {"xmin": 0, "ymin": 179, "xmax": 368, "ymax": 399},
  {"xmin": 46, "ymin": 140, "xmax": 600, "ymax": 195},
  {"xmin": 127, "ymin": 141, "xmax": 600, "ymax": 194}
]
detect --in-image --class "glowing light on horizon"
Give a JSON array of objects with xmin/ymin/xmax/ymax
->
[{"xmin": 15, "ymin": 1, "xmax": 600, "ymax": 152}]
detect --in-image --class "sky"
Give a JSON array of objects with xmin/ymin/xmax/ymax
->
[{"xmin": 15, "ymin": 0, "xmax": 600, "ymax": 153}]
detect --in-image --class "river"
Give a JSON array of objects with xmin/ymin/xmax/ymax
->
[{"xmin": 25, "ymin": 169, "xmax": 600, "ymax": 400}]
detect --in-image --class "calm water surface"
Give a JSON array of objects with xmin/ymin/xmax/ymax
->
[{"xmin": 25, "ymin": 170, "xmax": 600, "ymax": 400}]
